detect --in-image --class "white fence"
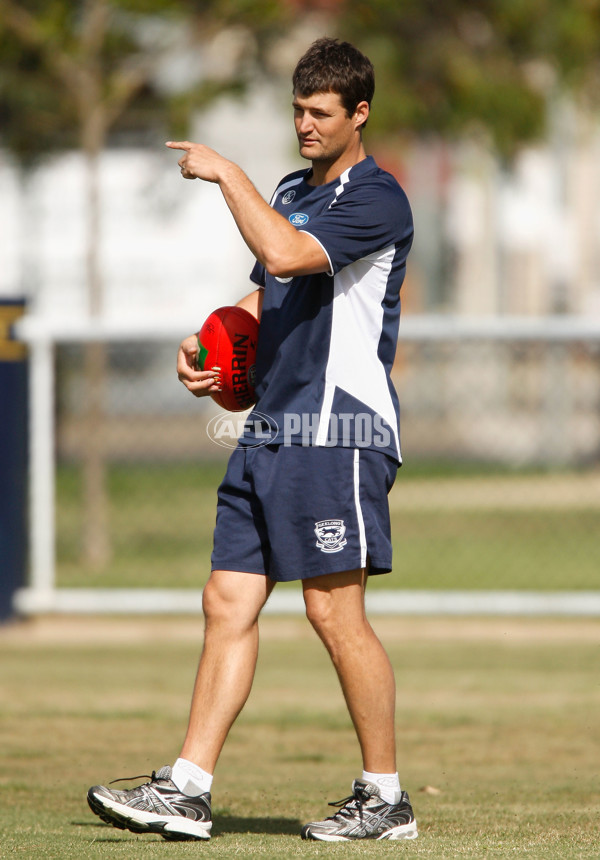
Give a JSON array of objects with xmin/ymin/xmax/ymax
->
[{"xmin": 13, "ymin": 313, "xmax": 600, "ymax": 616}]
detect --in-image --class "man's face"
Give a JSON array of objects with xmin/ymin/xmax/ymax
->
[{"xmin": 293, "ymin": 90, "xmax": 363, "ymax": 164}]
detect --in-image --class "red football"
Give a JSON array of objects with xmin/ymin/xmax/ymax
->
[{"xmin": 196, "ymin": 306, "xmax": 259, "ymax": 412}]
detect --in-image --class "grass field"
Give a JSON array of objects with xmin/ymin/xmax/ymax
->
[
  {"xmin": 1, "ymin": 616, "xmax": 598, "ymax": 859},
  {"xmin": 55, "ymin": 462, "xmax": 600, "ymax": 591}
]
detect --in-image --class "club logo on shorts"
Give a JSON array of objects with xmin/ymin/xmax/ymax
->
[
  {"xmin": 314, "ymin": 519, "xmax": 347, "ymax": 553},
  {"xmin": 282, "ymin": 189, "xmax": 296, "ymax": 204}
]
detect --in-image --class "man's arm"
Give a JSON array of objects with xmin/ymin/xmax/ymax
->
[
  {"xmin": 166, "ymin": 141, "xmax": 329, "ymax": 278},
  {"xmin": 236, "ymin": 288, "xmax": 263, "ymax": 322}
]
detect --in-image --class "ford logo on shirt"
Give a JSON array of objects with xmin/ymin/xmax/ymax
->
[{"xmin": 289, "ymin": 212, "xmax": 309, "ymax": 226}]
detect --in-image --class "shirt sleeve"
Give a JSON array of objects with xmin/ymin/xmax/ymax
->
[
  {"xmin": 250, "ymin": 260, "xmax": 266, "ymax": 287},
  {"xmin": 302, "ymin": 176, "xmax": 413, "ymax": 275}
]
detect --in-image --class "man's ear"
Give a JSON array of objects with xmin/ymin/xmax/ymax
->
[{"xmin": 354, "ymin": 100, "xmax": 370, "ymax": 131}]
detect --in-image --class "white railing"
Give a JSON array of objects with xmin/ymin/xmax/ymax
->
[{"xmin": 14, "ymin": 313, "xmax": 600, "ymax": 616}]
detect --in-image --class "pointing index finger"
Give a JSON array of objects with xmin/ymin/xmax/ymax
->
[{"xmin": 165, "ymin": 141, "xmax": 192, "ymax": 151}]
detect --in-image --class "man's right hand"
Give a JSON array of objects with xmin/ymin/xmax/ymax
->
[
  {"xmin": 166, "ymin": 140, "xmax": 232, "ymax": 184},
  {"xmin": 177, "ymin": 334, "xmax": 221, "ymax": 397}
]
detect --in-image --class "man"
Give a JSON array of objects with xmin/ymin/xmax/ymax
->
[{"xmin": 87, "ymin": 37, "xmax": 416, "ymax": 842}]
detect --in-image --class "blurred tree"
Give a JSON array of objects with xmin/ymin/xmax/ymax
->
[
  {"xmin": 0, "ymin": 0, "xmax": 295, "ymax": 569},
  {"xmin": 334, "ymin": 0, "xmax": 600, "ymax": 156}
]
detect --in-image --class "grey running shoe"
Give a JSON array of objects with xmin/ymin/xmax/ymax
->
[
  {"xmin": 87, "ymin": 766, "xmax": 212, "ymax": 841},
  {"xmin": 301, "ymin": 779, "xmax": 418, "ymax": 841}
]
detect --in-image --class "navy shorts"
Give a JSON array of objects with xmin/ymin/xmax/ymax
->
[{"xmin": 211, "ymin": 444, "xmax": 398, "ymax": 582}]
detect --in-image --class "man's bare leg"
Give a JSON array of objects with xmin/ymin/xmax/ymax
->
[
  {"xmin": 302, "ymin": 568, "xmax": 396, "ymax": 773},
  {"xmin": 179, "ymin": 569, "xmax": 276, "ymax": 773}
]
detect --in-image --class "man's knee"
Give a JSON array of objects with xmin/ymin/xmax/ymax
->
[
  {"xmin": 303, "ymin": 569, "xmax": 368, "ymax": 642},
  {"xmin": 202, "ymin": 570, "xmax": 271, "ymax": 629},
  {"xmin": 304, "ymin": 588, "xmax": 332, "ymax": 635},
  {"xmin": 201, "ymin": 575, "xmax": 230, "ymax": 623}
]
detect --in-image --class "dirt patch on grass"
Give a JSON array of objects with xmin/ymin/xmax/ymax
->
[
  {"xmin": 391, "ymin": 471, "xmax": 600, "ymax": 510},
  {"xmin": 0, "ymin": 614, "xmax": 597, "ymax": 646}
]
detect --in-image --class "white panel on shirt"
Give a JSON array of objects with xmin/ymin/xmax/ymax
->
[{"xmin": 315, "ymin": 244, "xmax": 400, "ymax": 458}]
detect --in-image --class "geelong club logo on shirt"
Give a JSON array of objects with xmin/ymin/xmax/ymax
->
[
  {"xmin": 282, "ymin": 189, "xmax": 296, "ymax": 204},
  {"xmin": 314, "ymin": 519, "xmax": 347, "ymax": 553},
  {"xmin": 289, "ymin": 212, "xmax": 309, "ymax": 226}
]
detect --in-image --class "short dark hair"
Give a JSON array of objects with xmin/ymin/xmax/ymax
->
[{"xmin": 292, "ymin": 37, "xmax": 375, "ymax": 124}]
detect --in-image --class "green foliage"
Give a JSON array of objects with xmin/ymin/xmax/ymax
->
[
  {"xmin": 0, "ymin": 40, "xmax": 79, "ymax": 161},
  {"xmin": 0, "ymin": 0, "xmax": 294, "ymax": 164},
  {"xmin": 2, "ymin": 0, "xmax": 600, "ymax": 161},
  {"xmin": 166, "ymin": 79, "xmax": 246, "ymax": 141},
  {"xmin": 337, "ymin": 0, "xmax": 600, "ymax": 155}
]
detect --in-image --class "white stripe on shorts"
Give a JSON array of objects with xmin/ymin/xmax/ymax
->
[{"xmin": 353, "ymin": 449, "xmax": 368, "ymax": 569}]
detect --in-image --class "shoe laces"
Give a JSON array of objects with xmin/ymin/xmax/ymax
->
[
  {"xmin": 109, "ymin": 767, "xmax": 171, "ymax": 786},
  {"xmin": 327, "ymin": 784, "xmax": 371, "ymax": 824}
]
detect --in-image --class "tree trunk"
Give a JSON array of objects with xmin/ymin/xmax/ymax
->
[
  {"xmin": 82, "ymin": 337, "xmax": 110, "ymax": 569},
  {"xmin": 81, "ymin": 141, "xmax": 111, "ymax": 568},
  {"xmin": 80, "ymin": 21, "xmax": 111, "ymax": 568}
]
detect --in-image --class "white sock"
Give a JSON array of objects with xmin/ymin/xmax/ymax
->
[
  {"xmin": 171, "ymin": 758, "xmax": 213, "ymax": 796},
  {"xmin": 361, "ymin": 770, "xmax": 401, "ymax": 805}
]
